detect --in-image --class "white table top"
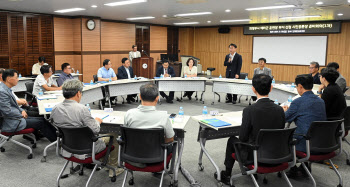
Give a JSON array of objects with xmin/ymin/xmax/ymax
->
[
  {"xmin": 19, "ymin": 77, "xmax": 35, "ymax": 81},
  {"xmin": 37, "ymin": 95, "xmax": 65, "ymax": 115},
  {"xmin": 191, "ymin": 111, "xmax": 243, "ymax": 130},
  {"xmin": 155, "ymin": 77, "xmax": 208, "ymax": 81},
  {"xmin": 52, "ymin": 73, "xmax": 82, "ymax": 78},
  {"xmin": 106, "ymin": 78, "xmax": 153, "ymax": 85}
]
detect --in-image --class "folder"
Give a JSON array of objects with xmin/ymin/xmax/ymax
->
[{"xmin": 200, "ymin": 118, "xmax": 231, "ymax": 128}]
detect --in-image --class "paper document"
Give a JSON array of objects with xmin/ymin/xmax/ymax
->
[
  {"xmin": 224, "ymin": 116, "xmax": 242, "ymax": 125},
  {"xmin": 91, "ymin": 114, "xmax": 122, "ymax": 123},
  {"xmin": 37, "ymin": 95, "xmax": 57, "ymax": 100},
  {"xmin": 44, "ymin": 103, "xmax": 60, "ymax": 112}
]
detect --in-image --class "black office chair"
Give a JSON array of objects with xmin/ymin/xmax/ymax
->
[
  {"xmin": 117, "ymin": 127, "xmax": 177, "ymax": 187},
  {"xmin": 238, "ymin": 72, "xmax": 253, "ymax": 105},
  {"xmin": 56, "ymin": 126, "xmax": 117, "ymax": 187},
  {"xmin": 93, "ymin": 74, "xmax": 98, "ymax": 83},
  {"xmin": 228, "ymin": 127, "xmax": 297, "ymax": 187},
  {"xmin": 342, "ymin": 106, "xmax": 350, "ymax": 165},
  {"xmin": 25, "ymin": 82, "xmax": 37, "ymax": 107},
  {"xmin": 295, "ymin": 120, "xmax": 344, "ymax": 187}
]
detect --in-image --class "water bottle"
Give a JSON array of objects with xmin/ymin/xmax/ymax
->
[
  {"xmin": 274, "ymin": 99, "xmax": 279, "ymax": 105},
  {"xmin": 76, "ymin": 70, "xmax": 79, "ymax": 74},
  {"xmin": 272, "ymin": 78, "xmax": 276, "ymax": 86},
  {"xmin": 160, "ymin": 74, "xmax": 164, "ymax": 78},
  {"xmin": 290, "ymin": 83, "xmax": 295, "ymax": 91},
  {"xmin": 134, "ymin": 75, "xmax": 137, "ymax": 80},
  {"xmin": 109, "ymin": 78, "xmax": 112, "ymax": 82},
  {"xmin": 287, "ymin": 96, "xmax": 293, "ymax": 105},
  {"xmin": 86, "ymin": 104, "xmax": 91, "ymax": 112},
  {"xmin": 219, "ymin": 74, "xmax": 222, "ymax": 79},
  {"xmin": 178, "ymin": 107, "xmax": 184, "ymax": 118},
  {"xmin": 184, "ymin": 74, "xmax": 187, "ymax": 78},
  {"xmin": 202, "ymin": 106, "xmax": 208, "ymax": 117},
  {"xmin": 39, "ymin": 89, "xmax": 43, "ymax": 96},
  {"xmin": 245, "ymin": 76, "xmax": 248, "ymax": 80},
  {"xmin": 90, "ymin": 80, "xmax": 93, "ymax": 85},
  {"xmin": 19, "ymin": 73, "xmax": 22, "ymax": 78}
]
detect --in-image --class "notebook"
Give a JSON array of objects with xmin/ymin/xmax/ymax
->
[{"xmin": 200, "ymin": 118, "xmax": 231, "ymax": 128}]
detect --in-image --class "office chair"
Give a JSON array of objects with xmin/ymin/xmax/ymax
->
[
  {"xmin": 25, "ymin": 82, "xmax": 37, "ymax": 107},
  {"xmin": 344, "ymin": 87, "xmax": 349, "ymax": 97},
  {"xmin": 117, "ymin": 127, "xmax": 177, "ymax": 187},
  {"xmin": 342, "ymin": 106, "xmax": 350, "ymax": 165},
  {"xmin": 56, "ymin": 126, "xmax": 117, "ymax": 187},
  {"xmin": 228, "ymin": 127, "xmax": 297, "ymax": 187},
  {"xmin": 0, "ymin": 116, "xmax": 36, "ymax": 159},
  {"xmin": 295, "ymin": 119, "xmax": 344, "ymax": 187}
]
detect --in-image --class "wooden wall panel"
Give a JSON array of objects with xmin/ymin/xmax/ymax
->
[
  {"xmin": 55, "ymin": 55, "xmax": 81, "ymax": 73},
  {"xmin": 73, "ymin": 18, "xmax": 81, "ymax": 51},
  {"xmin": 101, "ymin": 22, "xmax": 135, "ymax": 51},
  {"xmin": 82, "ymin": 55, "xmax": 100, "ymax": 82},
  {"xmin": 100, "ymin": 54, "xmax": 128, "ymax": 69},
  {"xmin": 150, "ymin": 26, "xmax": 167, "ymax": 50},
  {"xmin": 150, "ymin": 53, "xmax": 162, "ymax": 62},
  {"xmin": 53, "ymin": 17, "xmax": 73, "ymax": 51},
  {"xmin": 178, "ymin": 28, "xmax": 194, "ymax": 59},
  {"xmin": 82, "ymin": 18, "xmax": 100, "ymax": 52}
]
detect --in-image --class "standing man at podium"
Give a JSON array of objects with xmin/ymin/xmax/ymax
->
[
  {"xmin": 156, "ymin": 60, "xmax": 176, "ymax": 103},
  {"xmin": 129, "ymin": 45, "xmax": 141, "ymax": 67},
  {"xmin": 224, "ymin": 43, "xmax": 242, "ymax": 104}
]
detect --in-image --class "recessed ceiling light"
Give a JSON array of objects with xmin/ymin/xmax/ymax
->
[
  {"xmin": 126, "ymin": 16, "xmax": 155, "ymax": 20},
  {"xmin": 279, "ymin": 15, "xmax": 321, "ymax": 19},
  {"xmin": 337, "ymin": 13, "xmax": 343, "ymax": 16},
  {"xmin": 225, "ymin": 9, "xmax": 231, "ymax": 13},
  {"xmin": 220, "ymin": 19, "xmax": 251, "ymax": 23},
  {"xmin": 246, "ymin": 5, "xmax": 295, "ymax": 11},
  {"xmin": 316, "ymin": 2, "xmax": 323, "ymax": 5},
  {"xmin": 173, "ymin": 22, "xmax": 199, "ymax": 25},
  {"xmin": 174, "ymin": 12, "xmax": 212, "ymax": 17},
  {"xmin": 105, "ymin": 0, "xmax": 147, "ymax": 6},
  {"xmin": 91, "ymin": 5, "xmax": 98, "ymax": 8},
  {"xmin": 263, "ymin": 18, "xmax": 267, "ymax": 19},
  {"xmin": 162, "ymin": 15, "xmax": 167, "ymax": 18},
  {"xmin": 54, "ymin": 8, "xmax": 86, "ymax": 13},
  {"xmin": 207, "ymin": 21, "xmax": 211, "ymax": 23}
]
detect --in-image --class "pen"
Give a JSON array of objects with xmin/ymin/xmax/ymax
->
[
  {"xmin": 109, "ymin": 118, "xmax": 115, "ymax": 122},
  {"xmin": 102, "ymin": 115, "xmax": 109, "ymax": 120}
]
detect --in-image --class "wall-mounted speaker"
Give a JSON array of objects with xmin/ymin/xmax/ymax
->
[{"xmin": 218, "ymin": 27, "xmax": 230, "ymax": 33}]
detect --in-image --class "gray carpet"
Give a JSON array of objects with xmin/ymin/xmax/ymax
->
[{"xmin": 1, "ymin": 85, "xmax": 350, "ymax": 187}]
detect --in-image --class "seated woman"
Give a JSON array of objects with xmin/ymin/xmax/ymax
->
[{"xmin": 183, "ymin": 58, "xmax": 197, "ymax": 100}]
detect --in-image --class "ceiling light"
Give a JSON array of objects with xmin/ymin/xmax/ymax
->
[
  {"xmin": 91, "ymin": 5, "xmax": 98, "ymax": 8},
  {"xmin": 279, "ymin": 15, "xmax": 321, "ymax": 19},
  {"xmin": 220, "ymin": 19, "xmax": 251, "ymax": 23},
  {"xmin": 105, "ymin": 0, "xmax": 147, "ymax": 6},
  {"xmin": 174, "ymin": 12, "xmax": 212, "ymax": 17},
  {"xmin": 225, "ymin": 9, "xmax": 231, "ymax": 13},
  {"xmin": 126, "ymin": 16, "xmax": 155, "ymax": 20},
  {"xmin": 337, "ymin": 13, "xmax": 343, "ymax": 16},
  {"xmin": 207, "ymin": 21, "xmax": 211, "ymax": 23},
  {"xmin": 162, "ymin": 15, "xmax": 167, "ymax": 18},
  {"xmin": 246, "ymin": 5, "xmax": 295, "ymax": 11},
  {"xmin": 316, "ymin": 2, "xmax": 323, "ymax": 5},
  {"xmin": 54, "ymin": 8, "xmax": 86, "ymax": 13},
  {"xmin": 173, "ymin": 22, "xmax": 199, "ymax": 25},
  {"xmin": 263, "ymin": 18, "xmax": 267, "ymax": 19}
]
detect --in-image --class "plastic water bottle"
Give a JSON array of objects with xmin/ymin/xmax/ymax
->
[
  {"xmin": 160, "ymin": 74, "xmax": 164, "ymax": 78},
  {"xmin": 39, "ymin": 89, "xmax": 43, "ymax": 96},
  {"xmin": 272, "ymin": 78, "xmax": 276, "ymax": 86},
  {"xmin": 290, "ymin": 83, "xmax": 295, "ymax": 91},
  {"xmin": 134, "ymin": 75, "xmax": 137, "ymax": 80},
  {"xmin": 274, "ymin": 99, "xmax": 279, "ymax": 105},
  {"xmin": 287, "ymin": 96, "xmax": 293, "ymax": 105},
  {"xmin": 19, "ymin": 73, "xmax": 22, "ymax": 78},
  {"xmin": 109, "ymin": 78, "xmax": 112, "ymax": 82},
  {"xmin": 178, "ymin": 107, "xmax": 184, "ymax": 118},
  {"xmin": 245, "ymin": 76, "xmax": 248, "ymax": 80},
  {"xmin": 90, "ymin": 80, "xmax": 93, "ymax": 85},
  {"xmin": 76, "ymin": 70, "xmax": 79, "ymax": 74},
  {"xmin": 202, "ymin": 106, "xmax": 208, "ymax": 117},
  {"xmin": 219, "ymin": 74, "xmax": 222, "ymax": 79},
  {"xmin": 86, "ymin": 104, "xmax": 91, "ymax": 112},
  {"xmin": 184, "ymin": 74, "xmax": 187, "ymax": 78}
]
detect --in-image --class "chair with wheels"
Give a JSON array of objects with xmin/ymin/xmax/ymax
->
[
  {"xmin": 25, "ymin": 82, "xmax": 37, "ymax": 107},
  {"xmin": 0, "ymin": 116, "xmax": 36, "ymax": 159},
  {"xmin": 295, "ymin": 119, "xmax": 344, "ymax": 187},
  {"xmin": 117, "ymin": 126, "xmax": 177, "ymax": 187},
  {"xmin": 229, "ymin": 127, "xmax": 297, "ymax": 187},
  {"xmin": 56, "ymin": 126, "xmax": 117, "ymax": 187}
]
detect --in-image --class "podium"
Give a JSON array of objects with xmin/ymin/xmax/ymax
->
[{"xmin": 132, "ymin": 57, "xmax": 155, "ymax": 79}]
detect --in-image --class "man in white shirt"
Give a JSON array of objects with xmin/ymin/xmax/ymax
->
[
  {"xmin": 128, "ymin": 45, "xmax": 141, "ymax": 67},
  {"xmin": 32, "ymin": 56, "xmax": 48, "ymax": 75},
  {"xmin": 33, "ymin": 65, "xmax": 61, "ymax": 95}
]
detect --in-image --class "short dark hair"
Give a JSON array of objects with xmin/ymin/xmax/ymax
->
[
  {"xmin": 132, "ymin": 45, "xmax": 137, "ymax": 49},
  {"xmin": 295, "ymin": 74, "xmax": 313, "ymax": 90},
  {"xmin": 40, "ymin": 65, "xmax": 52, "ymax": 75},
  {"xmin": 140, "ymin": 83, "xmax": 159, "ymax": 102},
  {"xmin": 310, "ymin": 61, "xmax": 320, "ymax": 70},
  {"xmin": 2, "ymin": 69, "xmax": 18, "ymax": 81},
  {"xmin": 186, "ymin": 58, "xmax": 195, "ymax": 66},
  {"xmin": 258, "ymin": 58, "xmax": 266, "ymax": 63},
  {"xmin": 0, "ymin": 68, "xmax": 5, "ymax": 75},
  {"xmin": 327, "ymin": 62, "xmax": 339, "ymax": 70},
  {"xmin": 38, "ymin": 56, "xmax": 45, "ymax": 63},
  {"xmin": 122, "ymin": 58, "xmax": 129, "ymax": 64},
  {"xmin": 320, "ymin": 67, "xmax": 339, "ymax": 84},
  {"xmin": 252, "ymin": 74, "xmax": 272, "ymax": 96},
  {"xmin": 61, "ymin": 63, "xmax": 70, "ymax": 71},
  {"xmin": 103, "ymin": 59, "xmax": 110, "ymax": 66},
  {"xmin": 228, "ymin": 43, "xmax": 237, "ymax": 48},
  {"xmin": 162, "ymin": 59, "xmax": 169, "ymax": 64}
]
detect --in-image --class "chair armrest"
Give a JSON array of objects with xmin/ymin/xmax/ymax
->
[
  {"xmin": 161, "ymin": 141, "xmax": 178, "ymax": 148},
  {"xmin": 234, "ymin": 142, "xmax": 259, "ymax": 150},
  {"xmin": 233, "ymin": 142, "xmax": 258, "ymax": 175},
  {"xmin": 116, "ymin": 136, "xmax": 124, "ymax": 145},
  {"xmin": 94, "ymin": 134, "xmax": 114, "ymax": 142},
  {"xmin": 291, "ymin": 139, "xmax": 297, "ymax": 145}
]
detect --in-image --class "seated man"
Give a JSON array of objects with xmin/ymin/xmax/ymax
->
[
  {"xmin": 50, "ymin": 80, "xmax": 123, "ymax": 177},
  {"xmin": 33, "ymin": 65, "xmax": 61, "ymax": 95},
  {"xmin": 309, "ymin": 61, "xmax": 321, "ymax": 84},
  {"xmin": 318, "ymin": 67, "xmax": 346, "ymax": 119},
  {"xmin": 156, "ymin": 60, "xmax": 176, "ymax": 103},
  {"xmin": 252, "ymin": 58, "xmax": 272, "ymax": 101},
  {"xmin": 32, "ymin": 56, "xmax": 48, "ymax": 76},
  {"xmin": 98, "ymin": 59, "xmax": 118, "ymax": 106},
  {"xmin": 220, "ymin": 74, "xmax": 285, "ymax": 185},
  {"xmin": 283, "ymin": 74, "xmax": 326, "ymax": 177},
  {"xmin": 117, "ymin": 58, "xmax": 136, "ymax": 103},
  {"xmin": 0, "ymin": 69, "xmax": 56, "ymax": 142},
  {"xmin": 57, "ymin": 63, "xmax": 74, "ymax": 87},
  {"xmin": 327, "ymin": 62, "xmax": 347, "ymax": 92}
]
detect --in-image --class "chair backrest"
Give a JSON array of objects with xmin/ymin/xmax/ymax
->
[
  {"xmin": 307, "ymin": 120, "xmax": 343, "ymax": 153},
  {"xmin": 256, "ymin": 127, "xmax": 296, "ymax": 164},
  {"xmin": 343, "ymin": 106, "xmax": 350, "ymax": 131},
  {"xmin": 55, "ymin": 70, "xmax": 63, "ymax": 74},
  {"xmin": 57, "ymin": 126, "xmax": 95, "ymax": 155},
  {"xmin": 25, "ymin": 82, "xmax": 34, "ymax": 94},
  {"xmin": 120, "ymin": 126, "xmax": 165, "ymax": 164},
  {"xmin": 93, "ymin": 74, "xmax": 98, "ymax": 83},
  {"xmin": 239, "ymin": 72, "xmax": 248, "ymax": 79}
]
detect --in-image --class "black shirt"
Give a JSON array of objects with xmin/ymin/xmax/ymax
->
[
  {"xmin": 310, "ymin": 72, "xmax": 321, "ymax": 84},
  {"xmin": 321, "ymin": 83, "xmax": 347, "ymax": 119}
]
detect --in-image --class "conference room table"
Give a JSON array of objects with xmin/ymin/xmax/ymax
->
[
  {"xmin": 155, "ymin": 77, "xmax": 208, "ymax": 104},
  {"xmin": 12, "ymin": 77, "xmax": 36, "ymax": 92},
  {"xmin": 192, "ymin": 111, "xmax": 243, "ymax": 186}
]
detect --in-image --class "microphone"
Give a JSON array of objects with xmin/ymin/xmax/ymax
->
[{"xmin": 142, "ymin": 50, "xmax": 150, "ymax": 57}]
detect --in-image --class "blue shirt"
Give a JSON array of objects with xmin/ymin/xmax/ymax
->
[
  {"xmin": 57, "ymin": 72, "xmax": 74, "ymax": 87},
  {"xmin": 285, "ymin": 91, "xmax": 326, "ymax": 152},
  {"xmin": 97, "ymin": 67, "xmax": 116, "ymax": 79}
]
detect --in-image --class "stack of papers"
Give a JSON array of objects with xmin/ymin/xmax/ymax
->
[
  {"xmin": 37, "ymin": 95, "xmax": 57, "ymax": 100},
  {"xmin": 224, "ymin": 116, "xmax": 242, "ymax": 125},
  {"xmin": 91, "ymin": 114, "xmax": 122, "ymax": 123},
  {"xmin": 200, "ymin": 118, "xmax": 231, "ymax": 128}
]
